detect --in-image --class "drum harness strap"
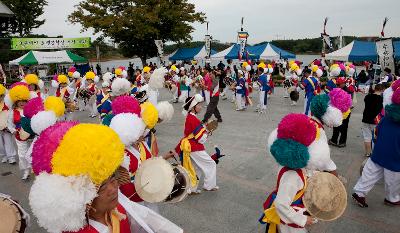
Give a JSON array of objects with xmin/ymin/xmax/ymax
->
[
  {"xmin": 0, "ymin": 193, "xmax": 31, "ymax": 226},
  {"xmin": 180, "ymin": 124, "xmax": 206, "ymax": 189},
  {"xmin": 260, "ymin": 167, "xmax": 307, "ymax": 233}
]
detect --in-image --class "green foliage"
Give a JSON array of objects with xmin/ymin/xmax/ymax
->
[
  {"xmin": 2, "ymin": 0, "xmax": 48, "ymax": 37},
  {"xmin": 68, "ymin": 0, "xmax": 206, "ymax": 62}
]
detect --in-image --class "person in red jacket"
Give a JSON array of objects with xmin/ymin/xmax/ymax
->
[{"xmin": 173, "ymin": 94, "xmax": 218, "ymax": 194}]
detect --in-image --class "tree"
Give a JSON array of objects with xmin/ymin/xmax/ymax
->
[
  {"xmin": 2, "ymin": 0, "xmax": 48, "ymax": 37},
  {"xmin": 69, "ymin": 0, "xmax": 206, "ymax": 64}
]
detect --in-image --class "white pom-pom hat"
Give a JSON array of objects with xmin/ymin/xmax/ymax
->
[
  {"xmin": 156, "ymin": 101, "xmax": 174, "ymax": 122},
  {"xmin": 111, "ymin": 78, "xmax": 131, "ymax": 97}
]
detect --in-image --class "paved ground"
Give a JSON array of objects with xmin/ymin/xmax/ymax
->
[{"xmin": 1, "ymin": 87, "xmax": 399, "ymax": 233}]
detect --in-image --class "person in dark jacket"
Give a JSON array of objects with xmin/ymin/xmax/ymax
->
[
  {"xmin": 361, "ymin": 84, "xmax": 384, "ymax": 156},
  {"xmin": 352, "ymin": 86, "xmax": 400, "ymax": 207},
  {"xmin": 202, "ymin": 70, "xmax": 222, "ymax": 123},
  {"xmin": 329, "ymin": 77, "xmax": 352, "ymax": 147}
]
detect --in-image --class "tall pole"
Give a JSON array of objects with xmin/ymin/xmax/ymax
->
[{"xmin": 339, "ymin": 26, "xmax": 343, "ymax": 49}]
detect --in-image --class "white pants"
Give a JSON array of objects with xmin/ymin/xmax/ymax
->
[
  {"xmin": 0, "ymin": 131, "xmax": 16, "ymax": 160},
  {"xmin": 77, "ymin": 98, "xmax": 85, "ymax": 111},
  {"xmin": 88, "ymin": 96, "xmax": 97, "ymax": 116},
  {"xmin": 16, "ymin": 139, "xmax": 32, "ymax": 171},
  {"xmin": 204, "ymin": 90, "xmax": 210, "ymax": 105},
  {"xmin": 278, "ymin": 224, "xmax": 308, "ymax": 233},
  {"xmin": 190, "ymin": 150, "xmax": 217, "ymax": 190},
  {"xmin": 173, "ymin": 88, "xmax": 178, "ymax": 101},
  {"xmin": 354, "ymin": 158, "xmax": 400, "ymax": 202},
  {"xmin": 303, "ymin": 96, "xmax": 311, "ymax": 116},
  {"xmin": 236, "ymin": 94, "xmax": 245, "ymax": 110},
  {"xmin": 178, "ymin": 90, "xmax": 189, "ymax": 103},
  {"xmin": 139, "ymin": 201, "xmax": 159, "ymax": 214},
  {"xmin": 259, "ymin": 90, "xmax": 267, "ymax": 110}
]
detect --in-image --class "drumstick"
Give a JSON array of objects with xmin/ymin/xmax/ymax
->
[{"xmin": 128, "ymin": 181, "xmax": 149, "ymax": 199}]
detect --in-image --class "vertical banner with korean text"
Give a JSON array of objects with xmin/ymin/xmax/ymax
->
[{"xmin": 376, "ymin": 39, "xmax": 395, "ymax": 72}]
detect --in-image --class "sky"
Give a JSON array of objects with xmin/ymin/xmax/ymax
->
[{"xmin": 33, "ymin": 0, "xmax": 400, "ymax": 45}]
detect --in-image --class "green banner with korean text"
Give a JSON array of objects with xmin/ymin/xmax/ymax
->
[{"xmin": 11, "ymin": 37, "xmax": 91, "ymax": 50}]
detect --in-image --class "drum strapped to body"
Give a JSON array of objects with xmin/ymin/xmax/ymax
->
[
  {"xmin": 0, "ymin": 193, "xmax": 30, "ymax": 233},
  {"xmin": 134, "ymin": 157, "xmax": 190, "ymax": 203}
]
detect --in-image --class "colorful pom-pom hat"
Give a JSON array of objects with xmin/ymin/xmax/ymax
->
[
  {"xmin": 310, "ymin": 88, "xmax": 352, "ymax": 128},
  {"xmin": 22, "ymin": 96, "xmax": 65, "ymax": 136},
  {"xmin": 51, "ymin": 74, "xmax": 69, "ymax": 88},
  {"xmin": 29, "ymin": 123, "xmax": 125, "ymax": 233},
  {"xmin": 267, "ymin": 113, "xmax": 334, "ymax": 171},
  {"xmin": 104, "ymin": 95, "xmax": 145, "ymax": 146},
  {"xmin": 5, "ymin": 82, "xmax": 32, "ymax": 107}
]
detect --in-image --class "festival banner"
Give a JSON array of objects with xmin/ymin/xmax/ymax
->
[
  {"xmin": 11, "ymin": 37, "xmax": 91, "ymax": 50},
  {"xmin": 376, "ymin": 39, "xmax": 395, "ymax": 72},
  {"xmin": 204, "ymin": 35, "xmax": 212, "ymax": 58},
  {"xmin": 154, "ymin": 40, "xmax": 164, "ymax": 57},
  {"xmin": 238, "ymin": 31, "xmax": 249, "ymax": 60},
  {"xmin": 321, "ymin": 33, "xmax": 333, "ymax": 49}
]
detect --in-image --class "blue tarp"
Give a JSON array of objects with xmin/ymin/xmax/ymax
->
[
  {"xmin": 348, "ymin": 41, "xmax": 378, "ymax": 62},
  {"xmin": 394, "ymin": 41, "xmax": 400, "ymax": 60},
  {"xmin": 169, "ymin": 46, "xmax": 216, "ymax": 61}
]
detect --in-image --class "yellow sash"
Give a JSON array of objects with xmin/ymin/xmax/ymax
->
[
  {"xmin": 262, "ymin": 174, "xmax": 307, "ymax": 233},
  {"xmin": 106, "ymin": 208, "xmax": 126, "ymax": 233},
  {"xmin": 139, "ymin": 142, "xmax": 148, "ymax": 162},
  {"xmin": 306, "ymin": 77, "xmax": 316, "ymax": 91},
  {"xmin": 180, "ymin": 127, "xmax": 206, "ymax": 188}
]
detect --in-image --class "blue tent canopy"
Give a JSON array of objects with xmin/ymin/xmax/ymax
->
[
  {"xmin": 212, "ymin": 43, "xmax": 295, "ymax": 60},
  {"xmin": 394, "ymin": 41, "xmax": 400, "ymax": 60},
  {"xmin": 326, "ymin": 41, "xmax": 378, "ymax": 62},
  {"xmin": 169, "ymin": 46, "xmax": 216, "ymax": 61}
]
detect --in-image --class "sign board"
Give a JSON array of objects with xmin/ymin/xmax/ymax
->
[
  {"xmin": 238, "ymin": 31, "xmax": 249, "ymax": 60},
  {"xmin": 376, "ymin": 39, "xmax": 395, "ymax": 72},
  {"xmin": 11, "ymin": 37, "xmax": 91, "ymax": 50},
  {"xmin": 204, "ymin": 35, "xmax": 212, "ymax": 58}
]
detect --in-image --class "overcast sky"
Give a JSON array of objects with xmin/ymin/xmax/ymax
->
[{"xmin": 33, "ymin": 0, "xmax": 400, "ymax": 44}]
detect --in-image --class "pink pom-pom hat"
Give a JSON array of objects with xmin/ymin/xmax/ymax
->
[
  {"xmin": 10, "ymin": 82, "xmax": 28, "ymax": 89},
  {"xmin": 68, "ymin": 66, "xmax": 76, "ymax": 73},
  {"xmin": 277, "ymin": 113, "xmax": 317, "ymax": 147},
  {"xmin": 23, "ymin": 97, "xmax": 44, "ymax": 119},
  {"xmin": 111, "ymin": 96, "xmax": 141, "ymax": 115},
  {"xmin": 391, "ymin": 79, "xmax": 400, "ymax": 91},
  {"xmin": 329, "ymin": 88, "xmax": 352, "ymax": 112},
  {"xmin": 32, "ymin": 121, "xmax": 78, "ymax": 175},
  {"xmin": 392, "ymin": 89, "xmax": 400, "ymax": 105}
]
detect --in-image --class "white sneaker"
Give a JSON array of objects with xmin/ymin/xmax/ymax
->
[
  {"xmin": 8, "ymin": 157, "xmax": 16, "ymax": 164},
  {"xmin": 22, "ymin": 169, "xmax": 30, "ymax": 180},
  {"xmin": 1, "ymin": 157, "xmax": 7, "ymax": 163}
]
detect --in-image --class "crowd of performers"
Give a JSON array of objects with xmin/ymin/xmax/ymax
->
[{"xmin": 0, "ymin": 59, "xmax": 399, "ymax": 233}]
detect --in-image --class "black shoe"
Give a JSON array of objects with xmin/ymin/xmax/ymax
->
[
  {"xmin": 328, "ymin": 139, "xmax": 338, "ymax": 146},
  {"xmin": 338, "ymin": 143, "xmax": 346, "ymax": 148},
  {"xmin": 352, "ymin": 193, "xmax": 368, "ymax": 207},
  {"xmin": 217, "ymin": 118, "xmax": 223, "ymax": 123},
  {"xmin": 384, "ymin": 199, "xmax": 400, "ymax": 206}
]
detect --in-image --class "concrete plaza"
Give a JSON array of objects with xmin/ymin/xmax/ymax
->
[{"xmin": 0, "ymin": 87, "xmax": 398, "ymax": 233}]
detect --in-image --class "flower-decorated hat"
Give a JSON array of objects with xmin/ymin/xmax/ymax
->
[
  {"xmin": 104, "ymin": 96, "xmax": 145, "ymax": 146},
  {"xmin": 267, "ymin": 113, "xmax": 333, "ymax": 171},
  {"xmin": 310, "ymin": 88, "xmax": 352, "ymax": 127},
  {"xmin": 21, "ymin": 96, "xmax": 65, "ymax": 136},
  {"xmin": 24, "ymin": 74, "xmax": 44, "ymax": 90},
  {"xmin": 84, "ymin": 71, "xmax": 100, "ymax": 83},
  {"xmin": 51, "ymin": 74, "xmax": 69, "ymax": 88},
  {"xmin": 29, "ymin": 123, "xmax": 124, "ymax": 233}
]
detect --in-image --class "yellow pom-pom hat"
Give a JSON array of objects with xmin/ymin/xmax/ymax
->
[
  {"xmin": 29, "ymin": 123, "xmax": 125, "ymax": 233},
  {"xmin": 24, "ymin": 74, "xmax": 39, "ymax": 85},
  {"xmin": 143, "ymin": 66, "xmax": 151, "ymax": 73},
  {"xmin": 57, "ymin": 74, "xmax": 69, "ymax": 84},
  {"xmin": 8, "ymin": 82, "xmax": 30, "ymax": 103},
  {"xmin": 141, "ymin": 101, "xmax": 159, "ymax": 129},
  {"xmin": 0, "ymin": 84, "xmax": 6, "ymax": 96},
  {"xmin": 44, "ymin": 96, "xmax": 65, "ymax": 117},
  {"xmin": 85, "ymin": 71, "xmax": 96, "ymax": 80},
  {"xmin": 115, "ymin": 68, "xmax": 123, "ymax": 76}
]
